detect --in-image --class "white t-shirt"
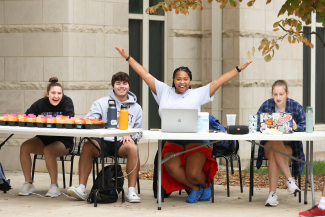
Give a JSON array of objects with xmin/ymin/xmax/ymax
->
[{"xmin": 151, "ymin": 78, "xmax": 215, "ymax": 117}]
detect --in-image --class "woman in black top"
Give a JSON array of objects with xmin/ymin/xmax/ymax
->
[{"xmin": 18, "ymin": 77, "xmax": 75, "ymax": 198}]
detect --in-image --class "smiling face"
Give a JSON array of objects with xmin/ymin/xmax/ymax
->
[
  {"xmin": 272, "ymin": 85, "xmax": 289, "ymax": 109},
  {"xmin": 113, "ymin": 80, "xmax": 129, "ymax": 100},
  {"xmin": 174, "ymin": 70, "xmax": 191, "ymax": 94},
  {"xmin": 46, "ymin": 86, "xmax": 63, "ymax": 106}
]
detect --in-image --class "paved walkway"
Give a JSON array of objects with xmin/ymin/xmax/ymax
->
[{"xmin": 0, "ymin": 171, "xmax": 318, "ymax": 217}]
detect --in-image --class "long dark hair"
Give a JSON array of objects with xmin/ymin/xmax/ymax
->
[
  {"xmin": 45, "ymin": 77, "xmax": 63, "ymax": 98},
  {"xmin": 172, "ymin": 66, "xmax": 192, "ymax": 89}
]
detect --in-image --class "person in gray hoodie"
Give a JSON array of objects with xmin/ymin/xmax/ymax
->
[{"xmin": 67, "ymin": 72, "xmax": 143, "ymax": 203}]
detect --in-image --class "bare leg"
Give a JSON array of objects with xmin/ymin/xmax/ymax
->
[
  {"xmin": 43, "ymin": 141, "xmax": 69, "ymax": 185},
  {"xmin": 20, "ymin": 137, "xmax": 46, "ymax": 183},
  {"xmin": 78, "ymin": 140, "xmax": 101, "ymax": 186},
  {"xmin": 117, "ymin": 141, "xmax": 140, "ymax": 188},
  {"xmin": 265, "ymin": 141, "xmax": 293, "ymax": 193},
  {"xmin": 185, "ymin": 151, "xmax": 208, "ymax": 189},
  {"xmin": 163, "ymin": 144, "xmax": 200, "ymax": 191}
]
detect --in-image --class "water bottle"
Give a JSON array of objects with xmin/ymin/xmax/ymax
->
[
  {"xmin": 107, "ymin": 100, "xmax": 117, "ymax": 129},
  {"xmin": 306, "ymin": 106, "xmax": 313, "ymax": 133},
  {"xmin": 119, "ymin": 104, "xmax": 128, "ymax": 130}
]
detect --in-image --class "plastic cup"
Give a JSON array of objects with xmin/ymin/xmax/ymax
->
[{"xmin": 226, "ymin": 114, "xmax": 236, "ymax": 126}]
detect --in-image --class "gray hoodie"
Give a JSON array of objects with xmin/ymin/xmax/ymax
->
[{"xmin": 85, "ymin": 89, "xmax": 143, "ymax": 142}]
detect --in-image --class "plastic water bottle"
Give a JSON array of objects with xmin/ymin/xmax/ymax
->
[
  {"xmin": 198, "ymin": 112, "xmax": 209, "ymax": 133},
  {"xmin": 107, "ymin": 100, "xmax": 117, "ymax": 129},
  {"xmin": 306, "ymin": 106, "xmax": 313, "ymax": 133},
  {"xmin": 119, "ymin": 104, "xmax": 128, "ymax": 130}
]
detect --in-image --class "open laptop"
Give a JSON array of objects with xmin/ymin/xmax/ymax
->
[
  {"xmin": 260, "ymin": 112, "xmax": 293, "ymax": 133},
  {"xmin": 161, "ymin": 109, "xmax": 198, "ymax": 133}
]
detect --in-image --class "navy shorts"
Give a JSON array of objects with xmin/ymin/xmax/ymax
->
[{"xmin": 35, "ymin": 135, "xmax": 74, "ymax": 151}]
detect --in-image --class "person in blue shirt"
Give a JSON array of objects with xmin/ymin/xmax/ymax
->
[{"xmin": 256, "ymin": 80, "xmax": 306, "ymax": 207}]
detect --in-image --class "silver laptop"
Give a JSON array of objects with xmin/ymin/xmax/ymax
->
[{"xmin": 161, "ymin": 109, "xmax": 198, "ymax": 133}]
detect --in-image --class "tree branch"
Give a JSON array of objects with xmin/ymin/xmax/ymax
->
[{"xmin": 278, "ymin": 24, "xmax": 325, "ymax": 47}]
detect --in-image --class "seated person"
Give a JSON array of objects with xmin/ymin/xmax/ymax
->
[
  {"xmin": 256, "ymin": 80, "xmax": 305, "ymax": 207},
  {"xmin": 19, "ymin": 77, "xmax": 75, "ymax": 197},
  {"xmin": 116, "ymin": 45, "xmax": 253, "ymax": 203},
  {"xmin": 68, "ymin": 72, "xmax": 143, "ymax": 203}
]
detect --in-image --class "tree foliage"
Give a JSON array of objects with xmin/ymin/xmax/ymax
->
[{"xmin": 146, "ymin": 0, "xmax": 325, "ymax": 62}]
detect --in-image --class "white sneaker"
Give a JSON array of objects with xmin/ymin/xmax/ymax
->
[
  {"xmin": 265, "ymin": 191, "xmax": 279, "ymax": 207},
  {"xmin": 45, "ymin": 184, "xmax": 61, "ymax": 198},
  {"xmin": 126, "ymin": 192, "xmax": 141, "ymax": 203},
  {"xmin": 286, "ymin": 178, "xmax": 301, "ymax": 194},
  {"xmin": 18, "ymin": 182, "xmax": 35, "ymax": 196},
  {"xmin": 67, "ymin": 186, "xmax": 87, "ymax": 201}
]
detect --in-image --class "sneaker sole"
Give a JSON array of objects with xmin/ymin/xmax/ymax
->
[
  {"xmin": 265, "ymin": 202, "xmax": 279, "ymax": 207},
  {"xmin": 67, "ymin": 188, "xmax": 87, "ymax": 201},
  {"xmin": 288, "ymin": 189, "xmax": 301, "ymax": 194},
  {"xmin": 127, "ymin": 197, "xmax": 141, "ymax": 203},
  {"xmin": 18, "ymin": 188, "xmax": 35, "ymax": 196},
  {"xmin": 45, "ymin": 192, "xmax": 61, "ymax": 198}
]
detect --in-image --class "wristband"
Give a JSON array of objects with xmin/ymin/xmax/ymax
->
[
  {"xmin": 126, "ymin": 55, "xmax": 131, "ymax": 61},
  {"xmin": 236, "ymin": 66, "xmax": 241, "ymax": 73},
  {"xmin": 293, "ymin": 126, "xmax": 297, "ymax": 130}
]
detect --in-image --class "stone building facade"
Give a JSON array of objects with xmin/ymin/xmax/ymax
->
[{"xmin": 1, "ymin": 0, "xmax": 323, "ymax": 172}]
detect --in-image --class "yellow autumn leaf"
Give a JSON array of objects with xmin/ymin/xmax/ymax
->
[
  {"xmin": 252, "ymin": 47, "xmax": 255, "ymax": 57},
  {"xmin": 288, "ymin": 36, "xmax": 292, "ymax": 43},
  {"xmin": 310, "ymin": 43, "xmax": 314, "ymax": 48},
  {"xmin": 247, "ymin": 51, "xmax": 251, "ymax": 59}
]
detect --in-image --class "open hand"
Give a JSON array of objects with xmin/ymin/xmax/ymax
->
[
  {"xmin": 238, "ymin": 60, "xmax": 253, "ymax": 71},
  {"xmin": 120, "ymin": 135, "xmax": 134, "ymax": 144},
  {"xmin": 115, "ymin": 46, "xmax": 129, "ymax": 59}
]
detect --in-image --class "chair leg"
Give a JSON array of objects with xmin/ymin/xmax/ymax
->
[
  {"xmin": 61, "ymin": 157, "xmax": 66, "ymax": 189},
  {"xmin": 31, "ymin": 155, "xmax": 37, "ymax": 182},
  {"xmin": 238, "ymin": 156, "xmax": 243, "ymax": 193},
  {"xmin": 294, "ymin": 176, "xmax": 297, "ymax": 197},
  {"xmin": 299, "ymin": 175, "xmax": 301, "ymax": 203},
  {"xmin": 92, "ymin": 158, "xmax": 96, "ymax": 184},
  {"xmin": 69, "ymin": 156, "xmax": 74, "ymax": 187},
  {"xmin": 211, "ymin": 178, "xmax": 214, "ymax": 203},
  {"xmin": 137, "ymin": 175, "xmax": 140, "ymax": 194},
  {"xmin": 226, "ymin": 159, "xmax": 230, "ymax": 197}
]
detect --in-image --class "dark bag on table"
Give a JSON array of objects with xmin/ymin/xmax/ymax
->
[
  {"xmin": 209, "ymin": 115, "xmax": 239, "ymax": 156},
  {"xmin": 87, "ymin": 164, "xmax": 124, "ymax": 203}
]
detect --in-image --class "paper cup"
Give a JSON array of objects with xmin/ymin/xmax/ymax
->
[{"xmin": 226, "ymin": 114, "xmax": 236, "ymax": 126}]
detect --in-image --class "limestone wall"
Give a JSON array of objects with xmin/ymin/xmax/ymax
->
[{"xmin": 0, "ymin": 0, "xmax": 129, "ymax": 171}]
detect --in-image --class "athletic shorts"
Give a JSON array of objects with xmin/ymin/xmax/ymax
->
[
  {"xmin": 35, "ymin": 135, "xmax": 74, "ymax": 151},
  {"xmin": 91, "ymin": 138, "xmax": 134, "ymax": 157}
]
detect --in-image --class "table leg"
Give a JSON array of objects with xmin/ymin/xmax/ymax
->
[
  {"xmin": 101, "ymin": 137, "xmax": 105, "ymax": 190},
  {"xmin": 158, "ymin": 139, "xmax": 162, "ymax": 210},
  {"xmin": 310, "ymin": 141, "xmax": 315, "ymax": 206},
  {"xmin": 304, "ymin": 141, "xmax": 309, "ymax": 204}
]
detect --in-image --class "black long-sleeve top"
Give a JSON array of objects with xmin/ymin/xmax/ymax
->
[{"xmin": 25, "ymin": 95, "xmax": 74, "ymax": 117}]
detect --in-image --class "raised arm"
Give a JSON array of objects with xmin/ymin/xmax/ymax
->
[
  {"xmin": 115, "ymin": 46, "xmax": 157, "ymax": 94},
  {"xmin": 209, "ymin": 60, "xmax": 253, "ymax": 97}
]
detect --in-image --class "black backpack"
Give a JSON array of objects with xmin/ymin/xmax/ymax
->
[
  {"xmin": 0, "ymin": 161, "xmax": 11, "ymax": 192},
  {"xmin": 87, "ymin": 164, "xmax": 124, "ymax": 203}
]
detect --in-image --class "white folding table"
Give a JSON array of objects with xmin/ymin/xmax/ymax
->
[
  {"xmin": 0, "ymin": 125, "xmax": 142, "ymax": 206},
  {"xmin": 142, "ymin": 130, "xmax": 325, "ymax": 210}
]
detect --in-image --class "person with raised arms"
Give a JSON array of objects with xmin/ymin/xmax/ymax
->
[{"xmin": 116, "ymin": 46, "xmax": 253, "ymax": 203}]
